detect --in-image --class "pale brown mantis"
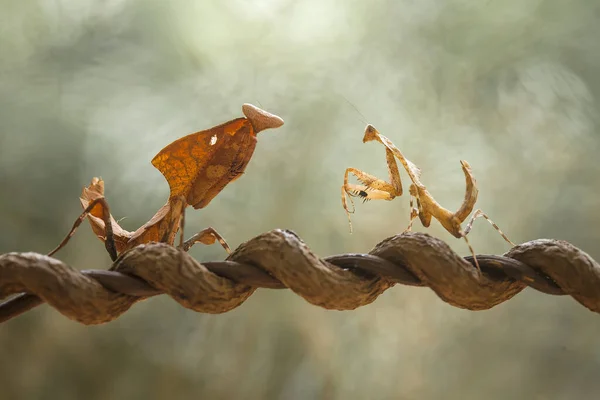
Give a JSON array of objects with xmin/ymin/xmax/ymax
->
[{"xmin": 342, "ymin": 124, "xmax": 515, "ymax": 272}]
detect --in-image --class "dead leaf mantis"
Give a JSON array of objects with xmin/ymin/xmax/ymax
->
[
  {"xmin": 48, "ymin": 103, "xmax": 284, "ymax": 262},
  {"xmin": 342, "ymin": 124, "xmax": 515, "ymax": 272}
]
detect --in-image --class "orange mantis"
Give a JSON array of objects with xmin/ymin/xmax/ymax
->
[
  {"xmin": 48, "ymin": 103, "xmax": 284, "ymax": 261},
  {"xmin": 342, "ymin": 124, "xmax": 515, "ymax": 272}
]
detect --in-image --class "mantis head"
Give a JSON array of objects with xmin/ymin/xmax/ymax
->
[
  {"xmin": 362, "ymin": 124, "xmax": 380, "ymax": 143},
  {"xmin": 242, "ymin": 103, "xmax": 284, "ymax": 134}
]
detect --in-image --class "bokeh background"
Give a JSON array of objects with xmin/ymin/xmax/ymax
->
[{"xmin": 2, "ymin": 1, "xmax": 600, "ymax": 399}]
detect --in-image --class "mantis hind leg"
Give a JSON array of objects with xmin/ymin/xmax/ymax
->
[
  {"xmin": 48, "ymin": 197, "xmax": 118, "ymax": 262},
  {"xmin": 464, "ymin": 209, "xmax": 516, "ymax": 246},
  {"xmin": 460, "ymin": 209, "xmax": 515, "ymax": 276},
  {"xmin": 180, "ymin": 227, "xmax": 231, "ymax": 254},
  {"xmin": 461, "ymin": 234, "xmax": 481, "ymax": 274},
  {"xmin": 403, "ymin": 196, "xmax": 420, "ymax": 233},
  {"xmin": 175, "ymin": 200, "xmax": 230, "ymax": 254}
]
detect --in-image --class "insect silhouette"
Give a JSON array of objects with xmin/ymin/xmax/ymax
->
[
  {"xmin": 341, "ymin": 124, "xmax": 515, "ymax": 272},
  {"xmin": 49, "ymin": 103, "xmax": 284, "ymax": 262}
]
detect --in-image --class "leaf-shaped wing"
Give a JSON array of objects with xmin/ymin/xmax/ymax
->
[
  {"xmin": 151, "ymin": 117, "xmax": 247, "ymax": 204},
  {"xmin": 152, "ymin": 104, "xmax": 284, "ymax": 209}
]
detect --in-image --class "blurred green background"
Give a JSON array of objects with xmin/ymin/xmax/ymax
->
[{"xmin": 2, "ymin": 0, "xmax": 600, "ymax": 399}]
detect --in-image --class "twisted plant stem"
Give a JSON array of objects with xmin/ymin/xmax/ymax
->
[{"xmin": 1, "ymin": 230, "xmax": 598, "ymax": 325}]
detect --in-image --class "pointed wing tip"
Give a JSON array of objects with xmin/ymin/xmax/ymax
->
[
  {"xmin": 150, "ymin": 151, "xmax": 173, "ymax": 185},
  {"xmin": 151, "ymin": 148, "xmax": 167, "ymax": 167}
]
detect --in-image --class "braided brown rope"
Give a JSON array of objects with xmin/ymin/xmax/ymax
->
[{"xmin": 1, "ymin": 230, "xmax": 598, "ymax": 325}]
